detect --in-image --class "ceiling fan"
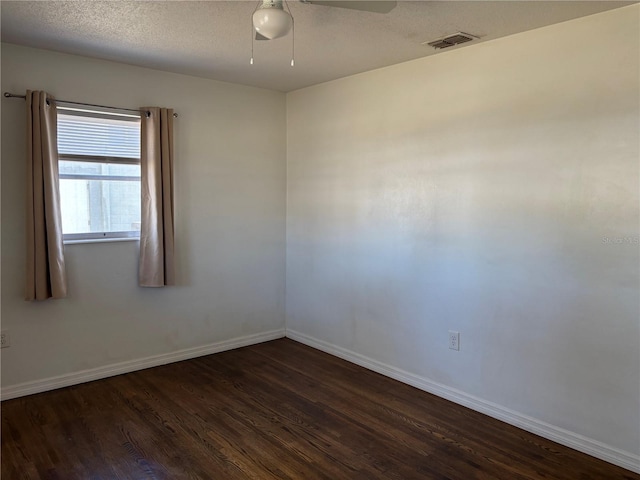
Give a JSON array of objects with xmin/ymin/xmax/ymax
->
[{"xmin": 252, "ymin": 0, "xmax": 398, "ymax": 41}]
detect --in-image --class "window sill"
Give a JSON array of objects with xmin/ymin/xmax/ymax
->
[{"xmin": 64, "ymin": 237, "xmax": 139, "ymax": 245}]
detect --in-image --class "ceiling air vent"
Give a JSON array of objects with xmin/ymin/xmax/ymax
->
[{"xmin": 424, "ymin": 32, "xmax": 478, "ymax": 50}]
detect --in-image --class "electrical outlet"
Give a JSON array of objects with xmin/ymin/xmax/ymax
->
[
  {"xmin": 1, "ymin": 331, "xmax": 10, "ymax": 349},
  {"xmin": 448, "ymin": 330, "xmax": 459, "ymax": 351}
]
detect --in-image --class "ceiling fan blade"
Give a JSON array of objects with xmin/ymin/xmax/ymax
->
[
  {"xmin": 255, "ymin": 32, "xmax": 270, "ymax": 41},
  {"xmin": 303, "ymin": 1, "xmax": 397, "ymax": 14}
]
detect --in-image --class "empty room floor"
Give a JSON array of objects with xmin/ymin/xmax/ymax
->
[{"xmin": 2, "ymin": 339, "xmax": 637, "ymax": 479}]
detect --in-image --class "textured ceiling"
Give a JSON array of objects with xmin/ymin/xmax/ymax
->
[{"xmin": 1, "ymin": 1, "xmax": 634, "ymax": 92}]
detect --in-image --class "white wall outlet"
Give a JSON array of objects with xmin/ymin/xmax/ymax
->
[
  {"xmin": 1, "ymin": 331, "xmax": 10, "ymax": 349},
  {"xmin": 448, "ymin": 330, "xmax": 459, "ymax": 351}
]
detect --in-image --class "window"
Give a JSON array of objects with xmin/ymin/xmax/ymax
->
[{"xmin": 57, "ymin": 106, "xmax": 141, "ymax": 241}]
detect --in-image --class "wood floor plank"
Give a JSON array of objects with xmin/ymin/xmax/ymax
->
[{"xmin": 2, "ymin": 338, "xmax": 638, "ymax": 479}]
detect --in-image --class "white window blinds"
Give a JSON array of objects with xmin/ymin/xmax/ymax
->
[{"xmin": 57, "ymin": 110, "xmax": 140, "ymax": 159}]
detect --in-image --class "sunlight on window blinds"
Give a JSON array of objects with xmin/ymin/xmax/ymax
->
[{"xmin": 57, "ymin": 112, "xmax": 140, "ymax": 159}]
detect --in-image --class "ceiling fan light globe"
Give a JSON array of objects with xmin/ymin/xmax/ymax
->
[{"xmin": 253, "ymin": 8, "xmax": 292, "ymax": 40}]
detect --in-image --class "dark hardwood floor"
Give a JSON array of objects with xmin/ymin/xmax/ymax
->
[{"xmin": 2, "ymin": 338, "xmax": 637, "ymax": 479}]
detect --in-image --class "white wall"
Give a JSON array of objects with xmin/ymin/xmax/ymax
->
[
  {"xmin": 286, "ymin": 5, "xmax": 639, "ymax": 466},
  {"xmin": 1, "ymin": 44, "xmax": 286, "ymax": 389}
]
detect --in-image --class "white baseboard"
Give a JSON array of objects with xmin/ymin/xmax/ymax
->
[
  {"xmin": 1, "ymin": 329, "xmax": 285, "ymax": 401},
  {"xmin": 285, "ymin": 329, "xmax": 640, "ymax": 475}
]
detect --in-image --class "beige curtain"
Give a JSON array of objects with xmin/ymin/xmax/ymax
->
[
  {"xmin": 139, "ymin": 107, "xmax": 175, "ymax": 287},
  {"xmin": 25, "ymin": 90, "xmax": 67, "ymax": 300}
]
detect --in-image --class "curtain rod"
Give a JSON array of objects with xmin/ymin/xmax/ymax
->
[{"xmin": 3, "ymin": 92, "xmax": 178, "ymax": 118}]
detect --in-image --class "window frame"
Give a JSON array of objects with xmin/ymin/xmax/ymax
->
[{"xmin": 56, "ymin": 105, "xmax": 142, "ymax": 243}]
